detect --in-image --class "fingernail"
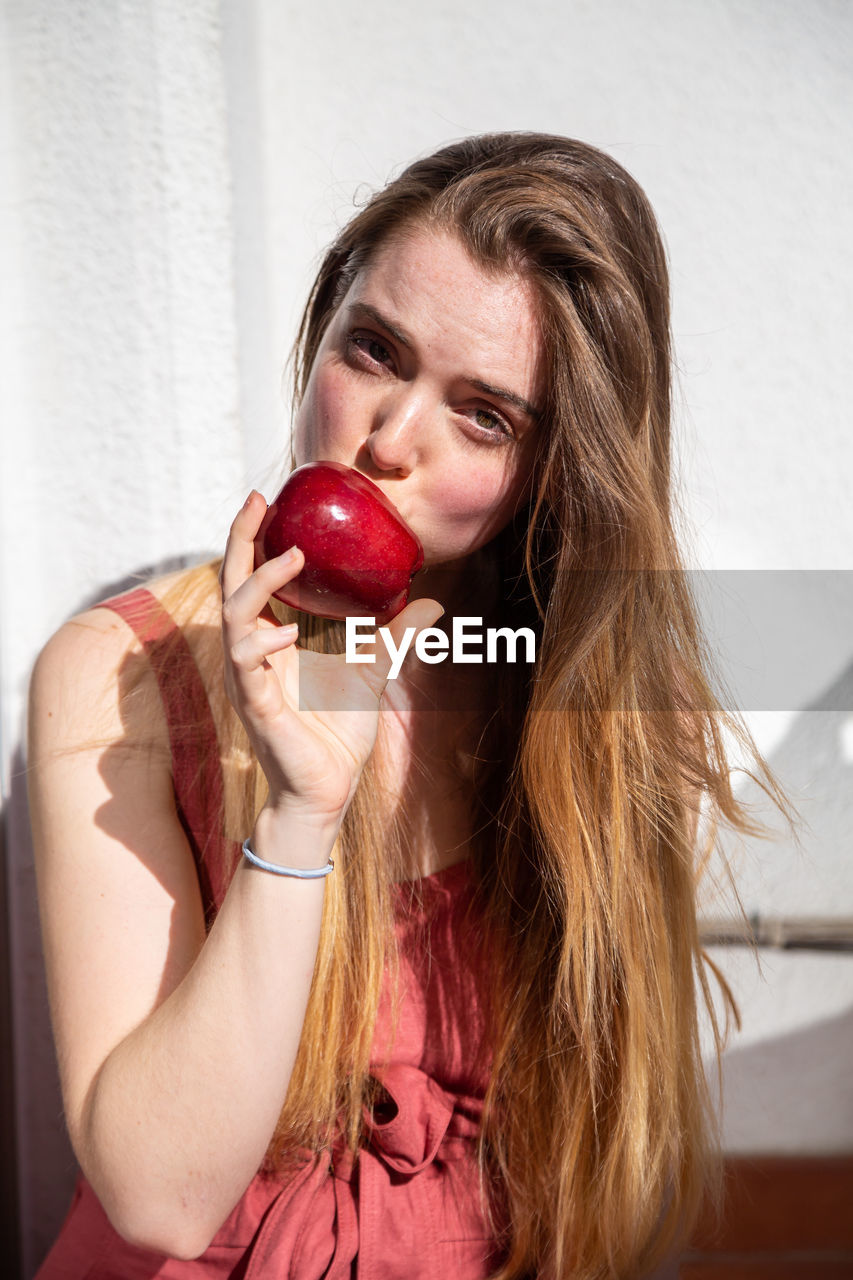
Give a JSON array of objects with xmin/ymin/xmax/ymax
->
[
  {"xmin": 282, "ymin": 544, "xmax": 299, "ymax": 561},
  {"xmin": 242, "ymin": 490, "xmax": 257, "ymax": 511}
]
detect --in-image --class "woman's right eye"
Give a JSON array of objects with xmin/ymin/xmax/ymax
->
[{"xmin": 346, "ymin": 332, "xmax": 394, "ymax": 369}]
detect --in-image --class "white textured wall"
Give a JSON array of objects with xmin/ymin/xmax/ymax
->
[
  {"xmin": 2, "ymin": 1, "xmax": 249, "ymax": 1271},
  {"xmin": 2, "ymin": 0, "xmax": 851, "ymax": 1272}
]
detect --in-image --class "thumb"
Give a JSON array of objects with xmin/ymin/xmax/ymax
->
[
  {"xmin": 390, "ymin": 596, "xmax": 446, "ymax": 636},
  {"xmin": 361, "ymin": 598, "xmax": 445, "ymax": 690}
]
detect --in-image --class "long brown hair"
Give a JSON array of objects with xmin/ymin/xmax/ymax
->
[{"xmin": 169, "ymin": 134, "xmax": 791, "ymax": 1278}]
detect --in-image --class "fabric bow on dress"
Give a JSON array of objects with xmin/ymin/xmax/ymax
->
[{"xmin": 244, "ymin": 1064, "xmax": 493, "ymax": 1279}]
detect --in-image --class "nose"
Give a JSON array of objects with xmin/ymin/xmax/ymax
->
[{"xmin": 362, "ymin": 388, "xmax": 424, "ymax": 477}]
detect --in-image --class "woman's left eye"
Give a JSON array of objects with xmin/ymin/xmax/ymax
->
[{"xmin": 470, "ymin": 407, "xmax": 513, "ymax": 440}]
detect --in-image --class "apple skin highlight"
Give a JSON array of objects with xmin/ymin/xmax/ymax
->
[{"xmin": 254, "ymin": 461, "xmax": 425, "ymax": 624}]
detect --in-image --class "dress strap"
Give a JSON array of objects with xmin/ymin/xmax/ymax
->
[{"xmin": 101, "ymin": 585, "xmax": 226, "ymax": 923}]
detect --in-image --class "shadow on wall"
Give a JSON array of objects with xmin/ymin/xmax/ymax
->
[
  {"xmin": 753, "ymin": 655, "xmax": 853, "ymax": 885},
  {"xmin": 719, "ymin": 1003, "xmax": 853, "ymax": 1152},
  {"xmin": 703, "ymin": 641, "xmax": 853, "ymax": 918},
  {"xmin": 1, "ymin": 794, "xmax": 23, "ymax": 1274},
  {"xmin": 708, "ymin": 654, "xmax": 853, "ymax": 1154},
  {"xmin": 6, "ymin": 747, "xmax": 76, "ymax": 1276},
  {"xmin": 75, "ymin": 555, "xmax": 219, "ymax": 614}
]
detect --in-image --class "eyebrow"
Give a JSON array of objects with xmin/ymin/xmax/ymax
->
[
  {"xmin": 467, "ymin": 378, "xmax": 541, "ymax": 422},
  {"xmin": 345, "ymin": 300, "xmax": 542, "ymax": 422},
  {"xmin": 347, "ymin": 302, "xmax": 413, "ymax": 350}
]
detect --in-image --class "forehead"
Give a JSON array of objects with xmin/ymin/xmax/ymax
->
[{"xmin": 340, "ymin": 225, "xmax": 545, "ymax": 402}]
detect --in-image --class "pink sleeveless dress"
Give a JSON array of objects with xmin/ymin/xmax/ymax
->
[{"xmin": 35, "ymin": 588, "xmax": 500, "ymax": 1279}]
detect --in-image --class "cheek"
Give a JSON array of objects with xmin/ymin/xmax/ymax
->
[
  {"xmin": 431, "ymin": 456, "xmax": 530, "ymax": 542},
  {"xmin": 292, "ymin": 361, "xmax": 355, "ymax": 465},
  {"xmin": 442, "ymin": 472, "xmax": 508, "ymax": 518}
]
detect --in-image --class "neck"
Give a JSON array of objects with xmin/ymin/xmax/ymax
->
[
  {"xmin": 375, "ymin": 619, "xmax": 493, "ymax": 880},
  {"xmin": 409, "ymin": 545, "xmax": 502, "ymax": 618},
  {"xmin": 394, "ymin": 544, "xmax": 503, "ymax": 717}
]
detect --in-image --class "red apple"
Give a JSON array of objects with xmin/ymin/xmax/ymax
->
[{"xmin": 254, "ymin": 462, "xmax": 425, "ymax": 623}]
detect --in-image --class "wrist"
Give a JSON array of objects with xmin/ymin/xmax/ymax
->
[{"xmin": 250, "ymin": 802, "xmax": 340, "ymax": 871}]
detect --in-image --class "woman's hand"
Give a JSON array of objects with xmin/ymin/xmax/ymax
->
[{"xmin": 220, "ymin": 490, "xmax": 443, "ymax": 829}]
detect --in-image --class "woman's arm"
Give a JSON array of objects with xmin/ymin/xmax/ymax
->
[
  {"xmin": 29, "ymin": 496, "xmax": 442, "ymax": 1259},
  {"xmin": 29, "ymin": 606, "xmax": 336, "ymax": 1259}
]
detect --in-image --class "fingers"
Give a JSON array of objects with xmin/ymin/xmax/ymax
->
[
  {"xmin": 229, "ymin": 622, "xmax": 299, "ymax": 674},
  {"xmin": 223, "ymin": 598, "xmax": 298, "ymax": 720},
  {"xmin": 220, "ymin": 493, "xmax": 307, "ymax": 719},
  {"xmin": 391, "ymin": 597, "xmax": 446, "ymax": 636},
  {"xmin": 221, "ymin": 492, "xmax": 305, "ymax": 638},
  {"xmin": 223, "ymin": 545, "xmax": 304, "ymax": 640},
  {"xmin": 220, "ymin": 491, "xmax": 266, "ymax": 602}
]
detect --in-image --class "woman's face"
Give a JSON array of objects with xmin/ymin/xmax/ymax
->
[{"xmin": 292, "ymin": 224, "xmax": 545, "ymax": 570}]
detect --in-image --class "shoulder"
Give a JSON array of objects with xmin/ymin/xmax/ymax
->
[
  {"xmin": 29, "ymin": 560, "xmax": 223, "ymax": 758},
  {"xmin": 31, "ymin": 603, "xmax": 146, "ymax": 718},
  {"xmin": 28, "ymin": 604, "xmax": 164, "ymax": 777}
]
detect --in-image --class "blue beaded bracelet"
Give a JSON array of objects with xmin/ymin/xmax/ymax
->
[{"xmin": 241, "ymin": 837, "xmax": 335, "ymax": 879}]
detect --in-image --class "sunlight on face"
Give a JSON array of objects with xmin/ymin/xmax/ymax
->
[{"xmin": 293, "ymin": 225, "xmax": 545, "ymax": 569}]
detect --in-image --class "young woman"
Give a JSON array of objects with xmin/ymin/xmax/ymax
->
[{"xmin": 28, "ymin": 132, "xmax": 782, "ymax": 1279}]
